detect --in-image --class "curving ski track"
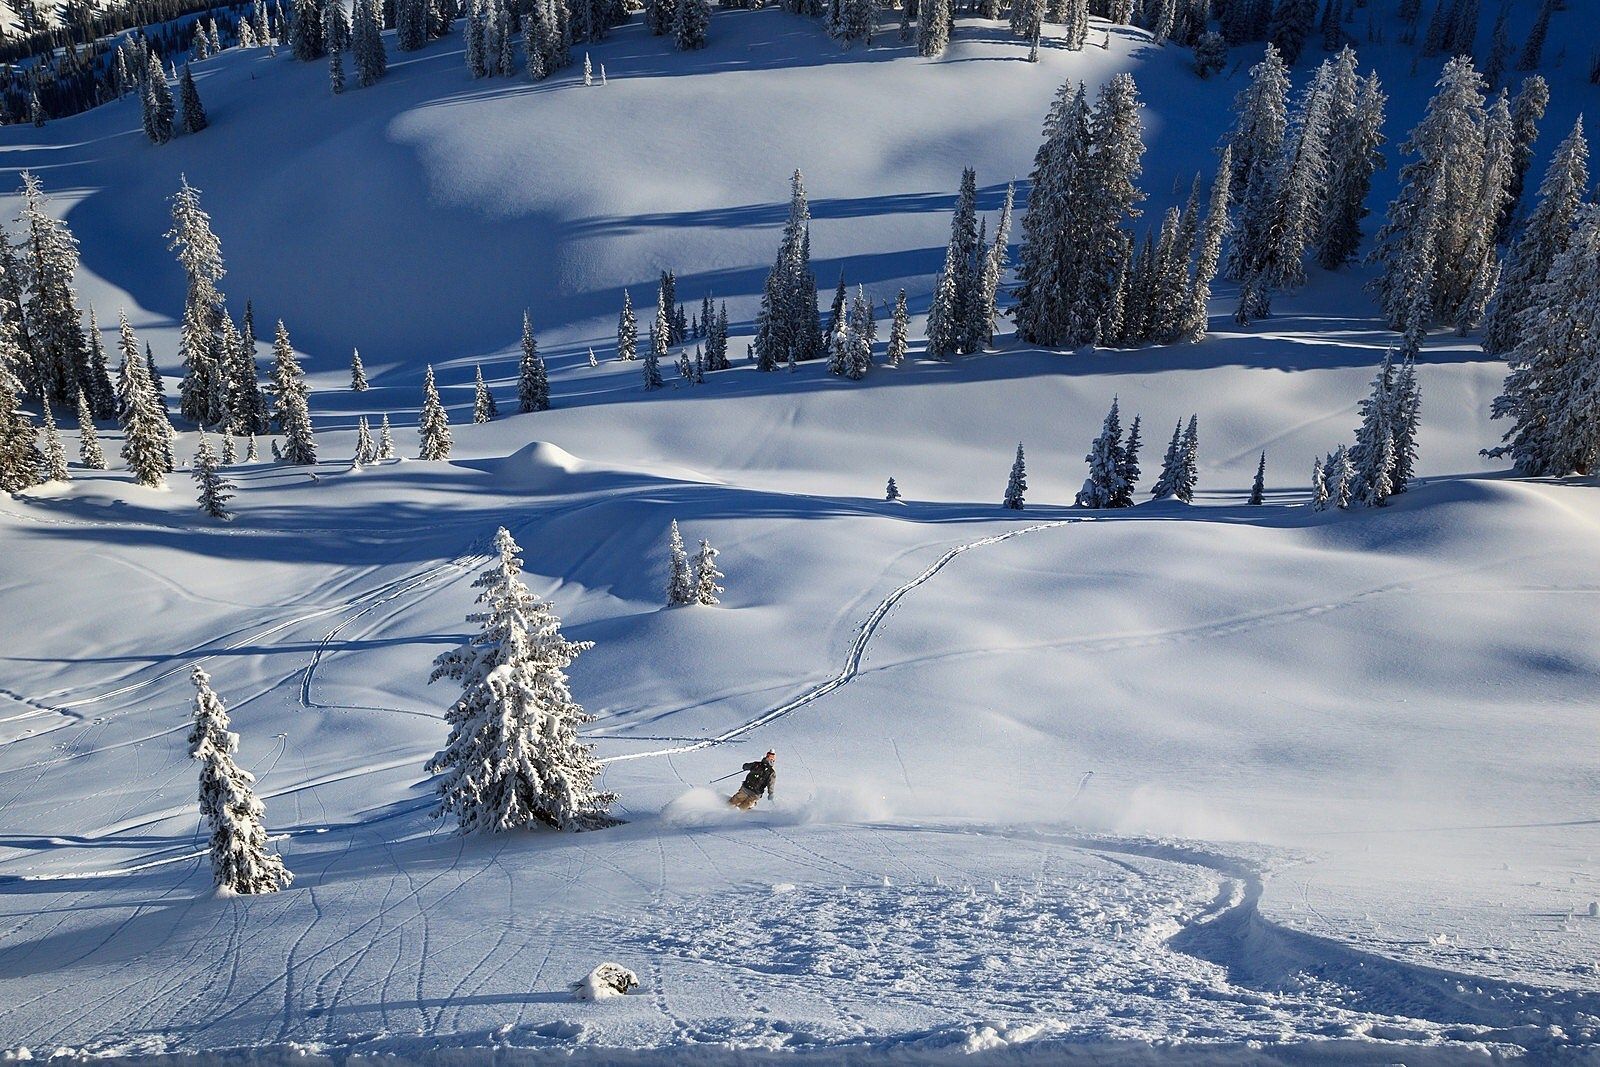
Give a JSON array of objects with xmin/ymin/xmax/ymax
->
[{"xmin": 598, "ymin": 519, "xmax": 1077, "ymax": 765}]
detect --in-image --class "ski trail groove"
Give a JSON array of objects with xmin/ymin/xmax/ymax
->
[{"xmin": 600, "ymin": 520, "xmax": 1075, "ymax": 765}]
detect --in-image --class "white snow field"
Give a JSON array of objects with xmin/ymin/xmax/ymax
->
[{"xmin": 3, "ymin": 1, "xmax": 1600, "ymax": 1062}]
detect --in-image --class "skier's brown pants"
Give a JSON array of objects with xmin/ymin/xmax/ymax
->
[{"xmin": 728, "ymin": 788, "xmax": 760, "ymax": 810}]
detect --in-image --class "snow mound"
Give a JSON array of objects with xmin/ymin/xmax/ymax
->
[
  {"xmin": 573, "ymin": 962, "xmax": 639, "ymax": 1001},
  {"xmin": 477, "ymin": 441, "xmax": 590, "ymax": 491}
]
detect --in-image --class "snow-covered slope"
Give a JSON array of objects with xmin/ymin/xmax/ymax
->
[{"xmin": 2, "ymin": 2, "xmax": 1600, "ymax": 1061}]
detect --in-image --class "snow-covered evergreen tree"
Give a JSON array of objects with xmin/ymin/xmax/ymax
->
[
  {"xmin": 426, "ymin": 527, "xmax": 613, "ymax": 833},
  {"xmin": 886, "ymin": 289, "xmax": 909, "ymax": 367},
  {"xmin": 646, "ymin": 0, "xmax": 673, "ymax": 34},
  {"xmin": 918, "ymin": 0, "xmax": 950, "ymax": 55},
  {"xmin": 825, "ymin": 271, "xmax": 847, "ymax": 341},
  {"xmin": 1149, "ymin": 418, "xmax": 1184, "ymax": 500},
  {"xmin": 1390, "ymin": 354, "xmax": 1420, "ymax": 493},
  {"xmin": 271, "ymin": 322, "xmax": 317, "ymax": 465},
  {"xmin": 168, "ymin": 176, "xmax": 229, "ymax": 427},
  {"xmin": 1348, "ymin": 350, "xmax": 1397, "ymax": 506},
  {"xmin": 839, "ymin": 0, "xmax": 873, "ymax": 44},
  {"xmin": 977, "ymin": 183, "xmax": 1014, "ymax": 347},
  {"xmin": 1175, "ymin": 414, "xmax": 1199, "ymax": 501},
  {"xmin": 1451, "ymin": 89, "xmax": 1516, "ymax": 336},
  {"xmin": 518, "ymin": 311, "xmax": 551, "ymax": 412},
  {"xmin": 473, "ymin": 365, "xmax": 497, "ymax": 423},
  {"xmin": 1486, "ymin": 206, "xmax": 1600, "ymax": 475},
  {"xmin": 38, "ymin": 396, "xmax": 68, "ymax": 481},
  {"xmin": 1499, "ymin": 75, "xmax": 1550, "ymax": 245},
  {"xmin": 192, "ymin": 431, "xmax": 235, "ymax": 519},
  {"xmin": 673, "ymin": 0, "xmax": 709, "ymax": 49},
  {"xmin": 19, "ymin": 174, "xmax": 92, "ymax": 408},
  {"xmin": 1115, "ymin": 414, "xmax": 1142, "ymax": 504},
  {"xmin": 224, "ymin": 318, "xmax": 267, "ymax": 436},
  {"xmin": 1316, "ymin": 51, "xmax": 1386, "ymax": 270},
  {"xmin": 0, "ymin": 360, "xmax": 40, "ymax": 494},
  {"xmin": 753, "ymin": 171, "xmax": 822, "ymax": 370},
  {"xmin": 1003, "ymin": 442, "xmax": 1027, "ymax": 509},
  {"xmin": 75, "ymin": 388, "xmax": 105, "ymax": 469},
  {"xmin": 661, "ymin": 272, "xmax": 684, "ymax": 344},
  {"xmin": 0, "ymin": 232, "xmax": 35, "ymax": 401},
  {"xmin": 643, "ymin": 322, "xmax": 665, "ymax": 391},
  {"xmin": 1326, "ymin": 443, "xmax": 1354, "ymax": 507},
  {"xmin": 617, "ymin": 290, "xmax": 637, "ymax": 361},
  {"xmin": 1063, "ymin": 0, "xmax": 1089, "ymax": 47},
  {"xmin": 1010, "ymin": 0, "xmax": 1044, "ymax": 41},
  {"xmin": 177, "ymin": 64, "xmax": 208, "ymax": 134},
  {"xmin": 188, "ymin": 665, "xmax": 293, "ymax": 893},
  {"xmin": 1267, "ymin": 0, "xmax": 1317, "ymax": 63},
  {"xmin": 926, "ymin": 168, "xmax": 988, "ymax": 358},
  {"xmin": 322, "ymin": 0, "xmax": 351, "ymax": 52},
  {"xmin": 350, "ymin": 348, "xmax": 368, "ymax": 391},
  {"xmin": 885, "ymin": 476, "xmax": 902, "ymax": 501},
  {"xmin": 353, "ymin": 0, "xmax": 388, "ymax": 84},
  {"xmin": 706, "ymin": 303, "xmax": 731, "ymax": 371},
  {"xmin": 142, "ymin": 53, "xmax": 174, "ymax": 144},
  {"xmin": 1184, "ymin": 146, "xmax": 1233, "ymax": 342},
  {"xmin": 925, "ymin": 245, "xmax": 962, "ymax": 359},
  {"xmin": 495, "ymin": 2, "xmax": 516, "ymax": 76},
  {"xmin": 1514, "ymin": 0, "xmax": 1551, "ymax": 72},
  {"xmin": 845, "ymin": 284, "xmax": 874, "ymax": 380},
  {"xmin": 417, "ymin": 364, "xmax": 451, "ymax": 460},
  {"xmin": 1310, "ymin": 454, "xmax": 1329, "ymax": 509},
  {"xmin": 665, "ymin": 519, "xmax": 694, "ymax": 605},
  {"xmin": 82, "ymin": 308, "xmax": 116, "ymax": 421},
  {"xmin": 118, "ymin": 322, "xmax": 172, "ymax": 489},
  {"xmin": 693, "ymin": 538, "xmax": 723, "ymax": 605},
  {"xmin": 354, "ymin": 414, "xmax": 376, "ymax": 465},
  {"xmin": 1483, "ymin": 2, "xmax": 1511, "ymax": 89},
  {"xmin": 466, "ymin": 0, "xmax": 488, "ymax": 75},
  {"xmin": 1228, "ymin": 45, "xmax": 1290, "ymax": 205},
  {"xmin": 1075, "ymin": 399, "xmax": 1129, "ymax": 508},
  {"xmin": 377, "ymin": 413, "xmax": 396, "ymax": 459},
  {"xmin": 292, "ymin": 0, "xmax": 326, "ymax": 58},
  {"xmin": 396, "ymin": 0, "xmax": 427, "ymax": 49},
  {"xmin": 1248, "ymin": 451, "xmax": 1267, "ymax": 504},
  {"xmin": 1194, "ymin": 29, "xmax": 1228, "ymax": 76}
]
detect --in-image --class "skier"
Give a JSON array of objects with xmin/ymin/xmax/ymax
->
[{"xmin": 728, "ymin": 750, "xmax": 776, "ymax": 810}]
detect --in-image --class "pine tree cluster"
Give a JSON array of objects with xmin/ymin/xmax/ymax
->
[
  {"xmin": 665, "ymin": 519, "xmax": 724, "ymax": 605},
  {"xmin": 1226, "ymin": 45, "xmax": 1387, "ymax": 323},
  {"xmin": 1313, "ymin": 349, "xmax": 1420, "ymax": 510},
  {"xmin": 926, "ymin": 169, "xmax": 1013, "ymax": 359},
  {"xmin": 1369, "ymin": 60, "xmax": 1545, "ymax": 343}
]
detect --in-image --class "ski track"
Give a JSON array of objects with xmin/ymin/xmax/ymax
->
[{"xmin": 598, "ymin": 519, "xmax": 1077, "ymax": 765}]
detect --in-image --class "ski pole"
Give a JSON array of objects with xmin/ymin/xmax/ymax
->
[{"xmin": 708, "ymin": 770, "xmax": 741, "ymax": 785}]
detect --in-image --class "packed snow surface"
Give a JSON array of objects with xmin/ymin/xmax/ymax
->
[{"xmin": 2, "ymin": 0, "xmax": 1600, "ymax": 1062}]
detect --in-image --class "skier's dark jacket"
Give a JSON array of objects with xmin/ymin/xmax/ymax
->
[{"xmin": 740, "ymin": 760, "xmax": 775, "ymax": 797}]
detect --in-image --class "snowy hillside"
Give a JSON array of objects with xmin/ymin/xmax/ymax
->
[{"xmin": 2, "ymin": 0, "xmax": 1600, "ymax": 1061}]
